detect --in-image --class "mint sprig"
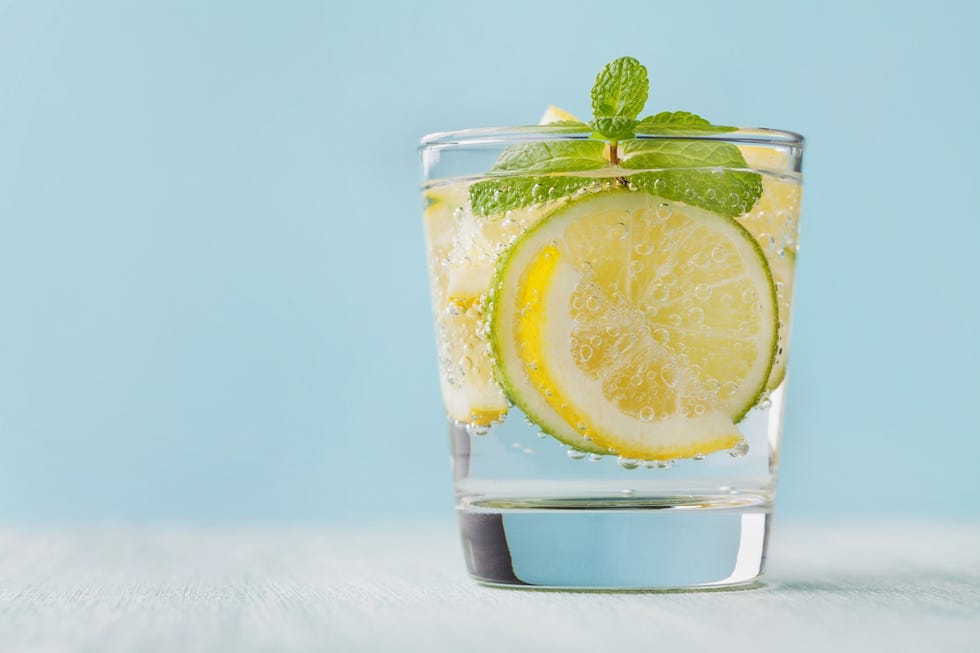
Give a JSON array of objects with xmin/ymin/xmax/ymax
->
[{"xmin": 469, "ymin": 56, "xmax": 762, "ymax": 218}]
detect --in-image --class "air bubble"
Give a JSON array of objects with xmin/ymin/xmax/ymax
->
[
  {"xmin": 652, "ymin": 328, "xmax": 669, "ymax": 344},
  {"xmin": 690, "ymin": 252, "xmax": 710, "ymax": 267},
  {"xmin": 522, "ymin": 448, "xmax": 534, "ymax": 455},
  {"xmin": 688, "ymin": 307, "xmax": 705, "ymax": 325},
  {"xmin": 622, "ymin": 488, "xmax": 636, "ymax": 496},
  {"xmin": 730, "ymin": 440, "xmax": 750, "ymax": 458},
  {"xmin": 758, "ymin": 397, "xmax": 773, "ymax": 410},
  {"xmin": 617, "ymin": 457, "xmax": 641, "ymax": 470},
  {"xmin": 608, "ymin": 222, "xmax": 629, "ymax": 240},
  {"xmin": 589, "ymin": 453, "xmax": 603, "ymax": 462},
  {"xmin": 536, "ymin": 431, "xmax": 548, "ymax": 439},
  {"xmin": 693, "ymin": 404, "xmax": 706, "ymax": 416},
  {"xmin": 757, "ymin": 232, "xmax": 776, "ymax": 251},
  {"xmin": 585, "ymin": 296, "xmax": 600, "ymax": 312},
  {"xmin": 580, "ymin": 345, "xmax": 593, "ymax": 362},
  {"xmin": 693, "ymin": 453, "xmax": 706, "ymax": 461},
  {"xmin": 656, "ymin": 460, "xmax": 674, "ymax": 469},
  {"xmin": 635, "ymin": 242, "xmax": 655, "ymax": 255},
  {"xmin": 694, "ymin": 284, "xmax": 713, "ymax": 301},
  {"xmin": 616, "ymin": 334, "xmax": 637, "ymax": 355},
  {"xmin": 711, "ymin": 246, "xmax": 728, "ymax": 263},
  {"xmin": 466, "ymin": 423, "xmax": 491, "ymax": 437},
  {"xmin": 660, "ymin": 365, "xmax": 678, "ymax": 388},
  {"xmin": 630, "ymin": 374, "xmax": 643, "ymax": 387},
  {"xmin": 567, "ymin": 449, "xmax": 587, "ymax": 460},
  {"xmin": 639, "ymin": 406, "xmax": 655, "ymax": 422}
]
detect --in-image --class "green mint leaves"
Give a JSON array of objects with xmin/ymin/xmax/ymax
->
[{"xmin": 469, "ymin": 56, "xmax": 761, "ymax": 218}]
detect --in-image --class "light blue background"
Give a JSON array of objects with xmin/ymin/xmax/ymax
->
[{"xmin": 0, "ymin": 0, "xmax": 977, "ymax": 523}]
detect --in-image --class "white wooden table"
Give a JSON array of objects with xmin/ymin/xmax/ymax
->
[{"xmin": 0, "ymin": 521, "xmax": 977, "ymax": 652}]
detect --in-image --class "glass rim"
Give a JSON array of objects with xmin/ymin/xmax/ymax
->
[{"xmin": 419, "ymin": 125, "xmax": 804, "ymax": 151}]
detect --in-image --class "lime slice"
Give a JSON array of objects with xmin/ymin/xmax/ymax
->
[{"xmin": 490, "ymin": 189, "xmax": 778, "ymax": 459}]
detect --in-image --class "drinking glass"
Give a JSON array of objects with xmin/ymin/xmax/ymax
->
[{"xmin": 419, "ymin": 126, "xmax": 804, "ymax": 589}]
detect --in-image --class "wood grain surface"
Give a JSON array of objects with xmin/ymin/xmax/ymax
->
[{"xmin": 0, "ymin": 521, "xmax": 977, "ymax": 652}]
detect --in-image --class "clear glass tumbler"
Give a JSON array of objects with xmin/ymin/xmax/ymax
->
[{"xmin": 419, "ymin": 126, "xmax": 804, "ymax": 589}]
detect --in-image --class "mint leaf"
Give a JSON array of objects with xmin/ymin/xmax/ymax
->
[
  {"xmin": 492, "ymin": 141, "xmax": 606, "ymax": 173},
  {"xmin": 620, "ymin": 140, "xmax": 762, "ymax": 216},
  {"xmin": 630, "ymin": 170, "xmax": 762, "ymax": 217},
  {"xmin": 590, "ymin": 117, "xmax": 637, "ymax": 141},
  {"xmin": 469, "ymin": 176, "xmax": 595, "ymax": 217},
  {"xmin": 636, "ymin": 111, "xmax": 737, "ymax": 135},
  {"xmin": 591, "ymin": 56, "xmax": 648, "ymax": 120},
  {"xmin": 470, "ymin": 140, "xmax": 605, "ymax": 217},
  {"xmin": 619, "ymin": 139, "xmax": 747, "ymax": 169}
]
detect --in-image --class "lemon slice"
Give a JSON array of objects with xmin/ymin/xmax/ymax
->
[
  {"xmin": 539, "ymin": 105, "xmax": 581, "ymax": 124},
  {"xmin": 423, "ymin": 182, "xmax": 552, "ymax": 425},
  {"xmin": 736, "ymin": 174, "xmax": 802, "ymax": 390},
  {"xmin": 424, "ymin": 184, "xmax": 507, "ymax": 425},
  {"xmin": 490, "ymin": 189, "xmax": 778, "ymax": 459}
]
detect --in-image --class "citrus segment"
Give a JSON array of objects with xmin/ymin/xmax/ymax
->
[{"xmin": 491, "ymin": 190, "xmax": 778, "ymax": 460}]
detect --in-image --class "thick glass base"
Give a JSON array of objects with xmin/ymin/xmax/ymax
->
[{"xmin": 458, "ymin": 504, "xmax": 771, "ymax": 590}]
